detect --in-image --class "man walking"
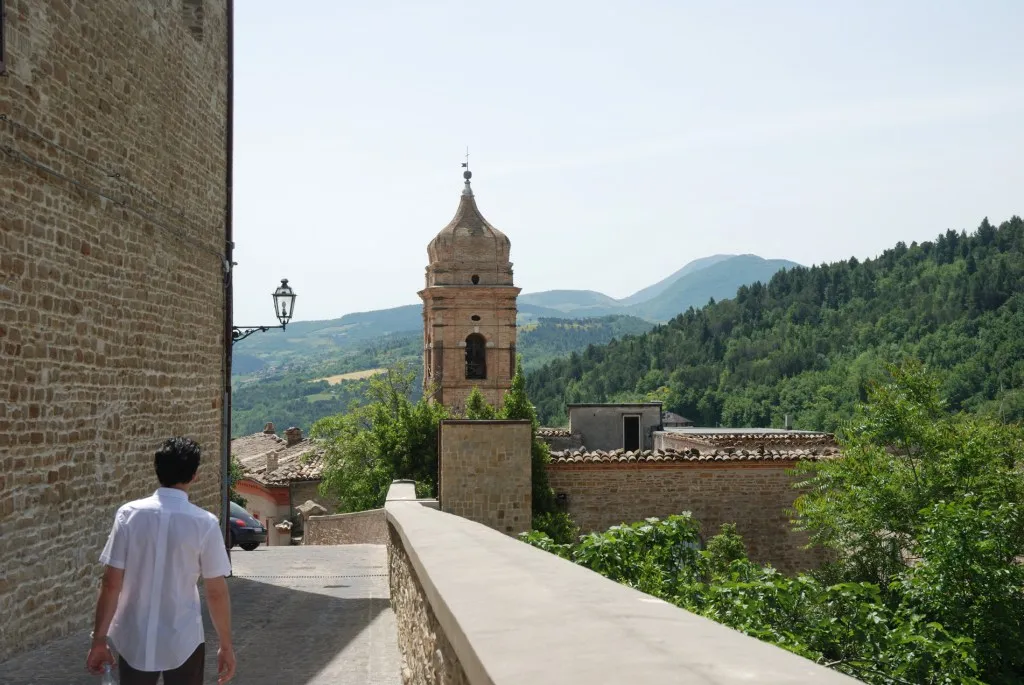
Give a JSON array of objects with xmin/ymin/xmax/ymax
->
[{"xmin": 86, "ymin": 437, "xmax": 237, "ymax": 684}]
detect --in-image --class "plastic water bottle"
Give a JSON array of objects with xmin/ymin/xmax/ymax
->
[{"xmin": 100, "ymin": 664, "xmax": 116, "ymax": 684}]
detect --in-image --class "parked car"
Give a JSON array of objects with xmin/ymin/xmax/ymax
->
[{"xmin": 228, "ymin": 501, "xmax": 267, "ymax": 551}]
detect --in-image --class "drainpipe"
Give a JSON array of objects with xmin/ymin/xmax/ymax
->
[{"xmin": 220, "ymin": 0, "xmax": 235, "ymax": 573}]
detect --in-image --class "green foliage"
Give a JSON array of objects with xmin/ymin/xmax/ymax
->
[
  {"xmin": 521, "ymin": 365, "xmax": 1024, "ymax": 684},
  {"xmin": 531, "ymin": 511, "xmax": 579, "ymax": 546},
  {"xmin": 794, "ymin": 361, "xmax": 1024, "ymax": 683},
  {"xmin": 464, "ymin": 386, "xmax": 497, "ymax": 419},
  {"xmin": 311, "ymin": 363, "xmax": 449, "ymax": 512},
  {"xmin": 499, "ymin": 356, "xmax": 565, "ymax": 520},
  {"xmin": 522, "ymin": 518, "xmax": 983, "ymax": 684},
  {"xmin": 526, "ymin": 217, "xmax": 1024, "ymax": 429},
  {"xmin": 228, "ymin": 455, "xmax": 247, "ymax": 507}
]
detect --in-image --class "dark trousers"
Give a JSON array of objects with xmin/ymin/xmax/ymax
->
[{"xmin": 118, "ymin": 643, "xmax": 205, "ymax": 685}]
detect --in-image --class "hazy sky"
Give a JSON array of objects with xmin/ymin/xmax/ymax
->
[{"xmin": 231, "ymin": 0, "xmax": 1024, "ymax": 325}]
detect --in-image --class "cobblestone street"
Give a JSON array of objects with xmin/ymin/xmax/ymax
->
[{"xmin": 0, "ymin": 545, "xmax": 401, "ymax": 685}]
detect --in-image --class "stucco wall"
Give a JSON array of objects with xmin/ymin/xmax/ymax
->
[
  {"xmin": 547, "ymin": 462, "xmax": 825, "ymax": 573},
  {"xmin": 0, "ymin": 0, "xmax": 228, "ymax": 660},
  {"xmin": 305, "ymin": 509, "xmax": 387, "ymax": 546},
  {"xmin": 568, "ymin": 404, "xmax": 663, "ymax": 451},
  {"xmin": 438, "ymin": 420, "xmax": 532, "ymax": 535}
]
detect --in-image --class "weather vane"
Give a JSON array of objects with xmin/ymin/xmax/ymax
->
[{"xmin": 461, "ymin": 147, "xmax": 470, "ymax": 172}]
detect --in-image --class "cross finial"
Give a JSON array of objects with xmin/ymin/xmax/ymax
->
[{"xmin": 461, "ymin": 147, "xmax": 473, "ymax": 195}]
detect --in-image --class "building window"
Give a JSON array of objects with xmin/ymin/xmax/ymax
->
[
  {"xmin": 623, "ymin": 415, "xmax": 641, "ymax": 451},
  {"xmin": 471, "ymin": 274, "xmax": 479, "ymax": 284},
  {"xmin": 465, "ymin": 334, "xmax": 486, "ymax": 380}
]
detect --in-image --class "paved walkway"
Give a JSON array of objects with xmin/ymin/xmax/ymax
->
[{"xmin": 0, "ymin": 545, "xmax": 401, "ymax": 685}]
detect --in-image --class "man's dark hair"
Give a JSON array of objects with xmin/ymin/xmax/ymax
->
[{"xmin": 155, "ymin": 437, "xmax": 201, "ymax": 487}]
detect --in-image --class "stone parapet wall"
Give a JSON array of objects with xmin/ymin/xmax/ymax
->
[
  {"xmin": 388, "ymin": 522, "xmax": 470, "ymax": 685},
  {"xmin": 547, "ymin": 462, "xmax": 825, "ymax": 573},
  {"xmin": 305, "ymin": 509, "xmax": 387, "ymax": 546},
  {"xmin": 384, "ymin": 481, "xmax": 858, "ymax": 685},
  {"xmin": 0, "ymin": 0, "xmax": 228, "ymax": 661}
]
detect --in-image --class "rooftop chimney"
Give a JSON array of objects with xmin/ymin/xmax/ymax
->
[
  {"xmin": 266, "ymin": 453, "xmax": 279, "ymax": 474},
  {"xmin": 285, "ymin": 426, "xmax": 302, "ymax": 447},
  {"xmin": 263, "ymin": 422, "xmax": 275, "ymax": 434}
]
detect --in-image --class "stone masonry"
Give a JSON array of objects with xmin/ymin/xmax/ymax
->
[
  {"xmin": 419, "ymin": 172, "xmax": 520, "ymax": 412},
  {"xmin": 0, "ymin": 1, "xmax": 228, "ymax": 661},
  {"xmin": 438, "ymin": 420, "xmax": 532, "ymax": 535},
  {"xmin": 305, "ymin": 509, "xmax": 388, "ymax": 546},
  {"xmin": 388, "ymin": 522, "xmax": 469, "ymax": 685},
  {"xmin": 547, "ymin": 461, "xmax": 827, "ymax": 573}
]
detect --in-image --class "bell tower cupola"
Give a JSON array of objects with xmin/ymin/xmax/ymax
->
[{"xmin": 418, "ymin": 165, "xmax": 521, "ymax": 412}]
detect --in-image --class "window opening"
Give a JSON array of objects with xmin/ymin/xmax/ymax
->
[
  {"xmin": 471, "ymin": 275, "xmax": 480, "ymax": 284},
  {"xmin": 465, "ymin": 334, "xmax": 487, "ymax": 380},
  {"xmin": 623, "ymin": 415, "xmax": 641, "ymax": 451},
  {"xmin": 471, "ymin": 315, "xmax": 481, "ymax": 321}
]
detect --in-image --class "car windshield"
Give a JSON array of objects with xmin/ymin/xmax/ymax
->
[{"xmin": 230, "ymin": 502, "xmax": 249, "ymax": 519}]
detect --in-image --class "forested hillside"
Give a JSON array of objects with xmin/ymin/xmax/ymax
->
[
  {"xmin": 231, "ymin": 314, "xmax": 652, "ymax": 436},
  {"xmin": 526, "ymin": 217, "xmax": 1024, "ymax": 428}
]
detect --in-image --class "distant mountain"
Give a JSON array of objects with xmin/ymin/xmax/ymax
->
[
  {"xmin": 519, "ymin": 289, "xmax": 621, "ymax": 313},
  {"xmin": 232, "ymin": 253, "xmax": 800, "ymax": 375},
  {"xmin": 630, "ymin": 255, "xmax": 801, "ymax": 321},
  {"xmin": 618, "ymin": 254, "xmax": 736, "ymax": 306}
]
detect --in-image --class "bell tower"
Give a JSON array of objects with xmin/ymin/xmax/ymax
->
[{"xmin": 418, "ymin": 166, "xmax": 520, "ymax": 413}]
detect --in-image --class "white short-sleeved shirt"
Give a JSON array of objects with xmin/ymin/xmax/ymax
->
[{"xmin": 99, "ymin": 487, "xmax": 232, "ymax": 672}]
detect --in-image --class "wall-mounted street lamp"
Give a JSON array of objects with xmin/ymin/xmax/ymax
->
[{"xmin": 232, "ymin": 279, "xmax": 297, "ymax": 344}]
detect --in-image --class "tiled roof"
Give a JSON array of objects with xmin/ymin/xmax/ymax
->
[
  {"xmin": 538, "ymin": 428, "xmax": 575, "ymax": 437},
  {"xmin": 549, "ymin": 445, "xmax": 840, "ymax": 464},
  {"xmin": 231, "ymin": 432, "xmax": 324, "ymax": 485},
  {"xmin": 659, "ymin": 430, "xmax": 837, "ymax": 450}
]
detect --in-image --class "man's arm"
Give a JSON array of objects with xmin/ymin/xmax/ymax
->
[
  {"xmin": 91, "ymin": 566, "xmax": 125, "ymax": 641},
  {"xmin": 85, "ymin": 566, "xmax": 123, "ymax": 674},
  {"xmin": 204, "ymin": 576, "xmax": 233, "ymax": 645},
  {"xmin": 204, "ymin": 576, "xmax": 236, "ymax": 683}
]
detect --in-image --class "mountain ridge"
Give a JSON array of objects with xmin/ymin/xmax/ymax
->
[{"xmin": 232, "ymin": 253, "xmax": 800, "ymax": 375}]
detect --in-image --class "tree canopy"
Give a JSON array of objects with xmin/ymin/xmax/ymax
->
[{"xmin": 526, "ymin": 217, "xmax": 1024, "ymax": 429}]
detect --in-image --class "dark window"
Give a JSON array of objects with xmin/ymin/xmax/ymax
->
[
  {"xmin": 1, "ymin": 0, "xmax": 7, "ymax": 75},
  {"xmin": 471, "ymin": 274, "xmax": 479, "ymax": 284},
  {"xmin": 465, "ymin": 334, "xmax": 486, "ymax": 380},
  {"xmin": 623, "ymin": 415, "xmax": 640, "ymax": 451},
  {"xmin": 471, "ymin": 315, "xmax": 480, "ymax": 321}
]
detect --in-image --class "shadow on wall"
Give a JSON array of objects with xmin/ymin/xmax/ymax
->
[{"xmin": 0, "ymin": 578, "xmax": 391, "ymax": 685}]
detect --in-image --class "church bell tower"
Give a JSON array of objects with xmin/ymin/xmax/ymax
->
[{"xmin": 418, "ymin": 167, "xmax": 520, "ymax": 413}]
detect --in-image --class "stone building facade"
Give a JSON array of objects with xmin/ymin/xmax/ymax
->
[
  {"xmin": 546, "ymin": 438, "xmax": 839, "ymax": 573},
  {"xmin": 418, "ymin": 171, "xmax": 521, "ymax": 412},
  {"xmin": 438, "ymin": 420, "xmax": 532, "ymax": 535},
  {"xmin": 0, "ymin": 1, "xmax": 229, "ymax": 661}
]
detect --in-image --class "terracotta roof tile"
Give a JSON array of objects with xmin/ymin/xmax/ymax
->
[
  {"xmin": 549, "ymin": 445, "xmax": 840, "ymax": 465},
  {"xmin": 231, "ymin": 433, "xmax": 325, "ymax": 485}
]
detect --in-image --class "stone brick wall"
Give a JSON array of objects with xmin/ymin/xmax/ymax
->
[
  {"xmin": 438, "ymin": 420, "xmax": 532, "ymax": 535},
  {"xmin": 289, "ymin": 479, "xmax": 337, "ymax": 514},
  {"xmin": 547, "ymin": 463, "xmax": 825, "ymax": 573},
  {"xmin": 388, "ymin": 522, "xmax": 470, "ymax": 685},
  {"xmin": 305, "ymin": 509, "xmax": 387, "ymax": 545},
  {"xmin": 0, "ymin": 0, "xmax": 228, "ymax": 661}
]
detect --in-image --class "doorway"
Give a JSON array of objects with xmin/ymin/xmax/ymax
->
[{"xmin": 623, "ymin": 415, "xmax": 641, "ymax": 451}]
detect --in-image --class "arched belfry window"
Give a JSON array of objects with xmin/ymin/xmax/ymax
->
[{"xmin": 465, "ymin": 334, "xmax": 487, "ymax": 380}]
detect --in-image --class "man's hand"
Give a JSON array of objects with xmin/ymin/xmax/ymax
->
[
  {"xmin": 85, "ymin": 638, "xmax": 115, "ymax": 675},
  {"xmin": 217, "ymin": 643, "xmax": 236, "ymax": 683}
]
